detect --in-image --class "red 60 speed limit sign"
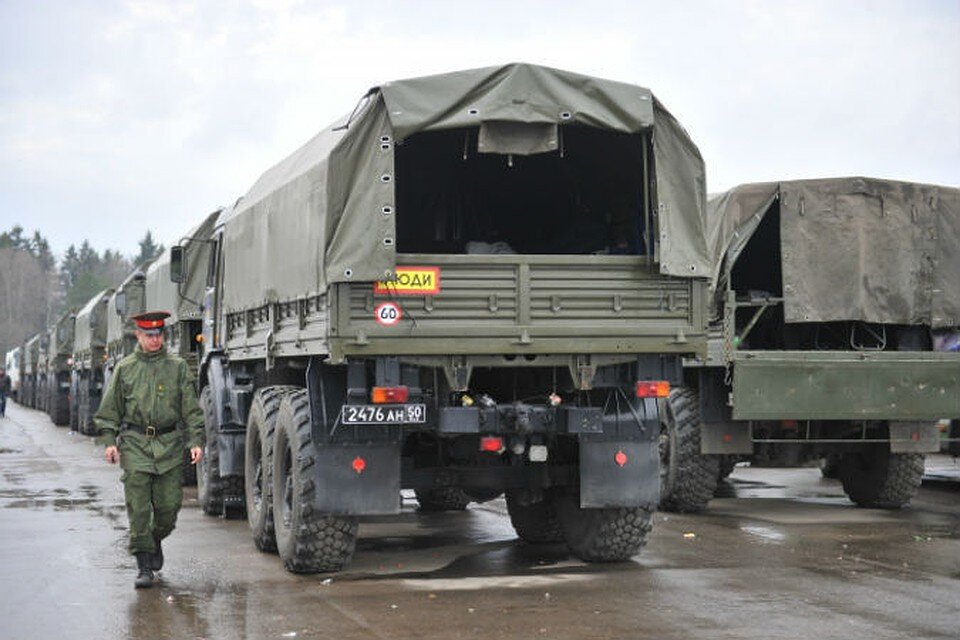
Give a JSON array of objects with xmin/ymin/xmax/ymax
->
[{"xmin": 374, "ymin": 301, "xmax": 403, "ymax": 326}]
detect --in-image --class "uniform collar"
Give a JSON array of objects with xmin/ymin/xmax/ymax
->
[{"xmin": 134, "ymin": 345, "xmax": 167, "ymax": 360}]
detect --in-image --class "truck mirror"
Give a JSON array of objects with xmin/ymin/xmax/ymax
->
[
  {"xmin": 170, "ymin": 246, "xmax": 186, "ymax": 283},
  {"xmin": 115, "ymin": 291, "xmax": 127, "ymax": 316}
]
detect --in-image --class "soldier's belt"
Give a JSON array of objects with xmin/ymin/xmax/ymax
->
[{"xmin": 120, "ymin": 423, "xmax": 178, "ymax": 438}]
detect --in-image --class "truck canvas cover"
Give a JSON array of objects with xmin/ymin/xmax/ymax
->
[
  {"xmin": 708, "ymin": 177, "xmax": 960, "ymax": 328},
  {"xmin": 74, "ymin": 289, "xmax": 111, "ymax": 352},
  {"xmin": 219, "ymin": 63, "xmax": 709, "ymax": 312}
]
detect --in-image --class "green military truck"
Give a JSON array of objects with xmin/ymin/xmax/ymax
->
[
  {"xmin": 105, "ymin": 270, "xmax": 148, "ymax": 393},
  {"xmin": 659, "ymin": 177, "xmax": 960, "ymax": 511},
  {"xmin": 173, "ymin": 63, "xmax": 713, "ymax": 573},
  {"xmin": 41, "ymin": 310, "xmax": 76, "ymax": 426},
  {"xmin": 21, "ymin": 334, "xmax": 42, "ymax": 408},
  {"xmin": 146, "ymin": 210, "xmax": 220, "ymax": 486},
  {"xmin": 71, "ymin": 289, "xmax": 113, "ymax": 434}
]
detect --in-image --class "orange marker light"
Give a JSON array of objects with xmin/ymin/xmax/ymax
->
[
  {"xmin": 635, "ymin": 381, "xmax": 670, "ymax": 398},
  {"xmin": 371, "ymin": 386, "xmax": 409, "ymax": 404},
  {"xmin": 195, "ymin": 334, "xmax": 204, "ymax": 343}
]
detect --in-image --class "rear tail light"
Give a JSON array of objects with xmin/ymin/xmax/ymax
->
[
  {"xmin": 635, "ymin": 380, "xmax": 670, "ymax": 398},
  {"xmin": 371, "ymin": 386, "xmax": 409, "ymax": 404},
  {"xmin": 480, "ymin": 436, "xmax": 504, "ymax": 453}
]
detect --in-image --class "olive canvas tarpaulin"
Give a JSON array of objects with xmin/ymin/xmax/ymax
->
[
  {"xmin": 217, "ymin": 63, "xmax": 710, "ymax": 313},
  {"xmin": 707, "ymin": 177, "xmax": 960, "ymax": 328},
  {"xmin": 146, "ymin": 209, "xmax": 220, "ymax": 322}
]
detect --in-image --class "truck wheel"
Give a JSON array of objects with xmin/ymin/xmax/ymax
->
[
  {"xmin": 505, "ymin": 490, "xmax": 564, "ymax": 543},
  {"xmin": 415, "ymin": 487, "xmax": 471, "ymax": 512},
  {"xmin": 181, "ymin": 449, "xmax": 198, "ymax": 486},
  {"xmin": 69, "ymin": 381, "xmax": 80, "ymax": 431},
  {"xmin": 658, "ymin": 388, "xmax": 719, "ymax": 512},
  {"xmin": 273, "ymin": 390, "xmax": 358, "ymax": 573},
  {"xmin": 197, "ymin": 386, "xmax": 224, "ymax": 516},
  {"xmin": 839, "ymin": 447, "xmax": 924, "ymax": 508},
  {"xmin": 552, "ymin": 490, "xmax": 653, "ymax": 562},
  {"xmin": 245, "ymin": 385, "xmax": 297, "ymax": 553}
]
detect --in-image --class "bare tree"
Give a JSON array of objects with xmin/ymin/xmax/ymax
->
[{"xmin": 0, "ymin": 247, "xmax": 50, "ymax": 356}]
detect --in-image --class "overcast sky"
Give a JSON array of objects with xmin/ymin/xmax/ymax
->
[{"xmin": 1, "ymin": 0, "xmax": 958, "ymax": 258}]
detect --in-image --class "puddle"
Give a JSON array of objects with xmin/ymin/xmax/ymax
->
[
  {"xmin": 4, "ymin": 497, "xmax": 96, "ymax": 510},
  {"xmin": 740, "ymin": 524, "xmax": 787, "ymax": 543},
  {"xmin": 0, "ymin": 448, "xmax": 22, "ymax": 454}
]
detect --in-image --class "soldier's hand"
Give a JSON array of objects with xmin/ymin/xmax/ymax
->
[
  {"xmin": 190, "ymin": 446, "xmax": 203, "ymax": 465},
  {"xmin": 105, "ymin": 446, "xmax": 119, "ymax": 464}
]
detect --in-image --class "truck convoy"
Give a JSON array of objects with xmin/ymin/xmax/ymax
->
[
  {"xmin": 3, "ymin": 65, "xmax": 956, "ymax": 576},
  {"xmin": 659, "ymin": 178, "xmax": 960, "ymax": 512},
  {"xmin": 4, "ymin": 347, "xmax": 21, "ymax": 401}
]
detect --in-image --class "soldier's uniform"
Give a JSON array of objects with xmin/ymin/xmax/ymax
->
[{"xmin": 94, "ymin": 311, "xmax": 204, "ymax": 587}]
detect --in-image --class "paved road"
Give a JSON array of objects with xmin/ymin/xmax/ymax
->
[{"xmin": 1, "ymin": 401, "xmax": 958, "ymax": 640}]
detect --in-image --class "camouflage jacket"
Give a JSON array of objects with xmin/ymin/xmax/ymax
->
[{"xmin": 94, "ymin": 346, "xmax": 204, "ymax": 474}]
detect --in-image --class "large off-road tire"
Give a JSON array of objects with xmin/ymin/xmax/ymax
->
[
  {"xmin": 505, "ymin": 490, "xmax": 564, "ymax": 543},
  {"xmin": 181, "ymin": 447, "xmax": 198, "ymax": 486},
  {"xmin": 49, "ymin": 388, "xmax": 70, "ymax": 426},
  {"xmin": 415, "ymin": 487, "xmax": 471, "ymax": 512},
  {"xmin": 552, "ymin": 490, "xmax": 654, "ymax": 562},
  {"xmin": 273, "ymin": 390, "xmax": 358, "ymax": 573},
  {"xmin": 245, "ymin": 385, "xmax": 298, "ymax": 553},
  {"xmin": 69, "ymin": 379, "xmax": 80, "ymax": 431},
  {"xmin": 658, "ymin": 387, "xmax": 719, "ymax": 512},
  {"xmin": 839, "ymin": 446, "xmax": 924, "ymax": 509},
  {"xmin": 197, "ymin": 386, "xmax": 225, "ymax": 516}
]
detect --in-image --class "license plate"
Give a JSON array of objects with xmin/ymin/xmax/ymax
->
[{"xmin": 341, "ymin": 404, "xmax": 427, "ymax": 425}]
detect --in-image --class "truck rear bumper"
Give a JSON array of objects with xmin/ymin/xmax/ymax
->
[{"xmin": 732, "ymin": 351, "xmax": 960, "ymax": 421}]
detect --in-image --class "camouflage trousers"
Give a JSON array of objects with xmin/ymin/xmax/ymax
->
[{"xmin": 122, "ymin": 465, "xmax": 183, "ymax": 554}]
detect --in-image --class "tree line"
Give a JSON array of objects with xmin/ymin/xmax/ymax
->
[{"xmin": 0, "ymin": 226, "xmax": 164, "ymax": 360}]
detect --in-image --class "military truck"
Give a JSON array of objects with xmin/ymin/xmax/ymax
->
[
  {"xmin": 5, "ymin": 347, "xmax": 22, "ymax": 401},
  {"xmin": 21, "ymin": 334, "xmax": 42, "ymax": 408},
  {"xmin": 104, "ymin": 270, "xmax": 147, "ymax": 393},
  {"xmin": 145, "ymin": 210, "xmax": 220, "ymax": 485},
  {"xmin": 43, "ymin": 310, "xmax": 76, "ymax": 426},
  {"xmin": 659, "ymin": 177, "xmax": 960, "ymax": 512},
  {"xmin": 71, "ymin": 289, "xmax": 113, "ymax": 434},
  {"xmin": 172, "ymin": 63, "xmax": 712, "ymax": 573}
]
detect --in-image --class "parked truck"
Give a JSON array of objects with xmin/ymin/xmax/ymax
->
[
  {"xmin": 71, "ymin": 289, "xmax": 113, "ymax": 434},
  {"xmin": 145, "ymin": 211, "xmax": 220, "ymax": 485},
  {"xmin": 104, "ymin": 270, "xmax": 148, "ymax": 393},
  {"xmin": 659, "ymin": 177, "xmax": 960, "ymax": 511},
  {"xmin": 22, "ymin": 334, "xmax": 42, "ymax": 408},
  {"xmin": 43, "ymin": 310, "xmax": 76, "ymax": 426},
  {"xmin": 172, "ymin": 63, "xmax": 713, "ymax": 573}
]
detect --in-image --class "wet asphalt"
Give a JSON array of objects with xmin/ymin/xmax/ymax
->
[{"xmin": 1, "ymin": 400, "xmax": 958, "ymax": 640}]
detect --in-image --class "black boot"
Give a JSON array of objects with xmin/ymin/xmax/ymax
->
[
  {"xmin": 134, "ymin": 552, "xmax": 154, "ymax": 589},
  {"xmin": 150, "ymin": 539, "xmax": 164, "ymax": 571}
]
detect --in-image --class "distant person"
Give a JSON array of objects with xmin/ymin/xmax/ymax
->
[
  {"xmin": 94, "ymin": 311, "xmax": 205, "ymax": 589},
  {"xmin": 0, "ymin": 367, "xmax": 10, "ymax": 417}
]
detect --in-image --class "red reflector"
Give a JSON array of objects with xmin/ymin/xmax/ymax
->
[
  {"xmin": 352, "ymin": 457, "xmax": 366, "ymax": 474},
  {"xmin": 615, "ymin": 450, "xmax": 628, "ymax": 467},
  {"xmin": 480, "ymin": 436, "xmax": 504, "ymax": 453},
  {"xmin": 635, "ymin": 381, "xmax": 670, "ymax": 398},
  {"xmin": 782, "ymin": 420, "xmax": 798, "ymax": 429},
  {"xmin": 371, "ymin": 386, "xmax": 409, "ymax": 404},
  {"xmin": 722, "ymin": 433, "xmax": 733, "ymax": 443}
]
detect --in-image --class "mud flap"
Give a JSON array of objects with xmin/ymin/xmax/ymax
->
[
  {"xmin": 579, "ymin": 437, "xmax": 659, "ymax": 509},
  {"xmin": 217, "ymin": 431, "xmax": 245, "ymax": 477},
  {"xmin": 312, "ymin": 442, "xmax": 402, "ymax": 515}
]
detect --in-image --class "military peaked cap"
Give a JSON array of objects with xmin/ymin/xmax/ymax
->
[{"xmin": 132, "ymin": 311, "xmax": 171, "ymax": 334}]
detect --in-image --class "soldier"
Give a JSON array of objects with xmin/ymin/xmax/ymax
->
[{"xmin": 94, "ymin": 311, "xmax": 205, "ymax": 589}]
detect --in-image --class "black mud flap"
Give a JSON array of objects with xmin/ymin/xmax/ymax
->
[
  {"xmin": 313, "ymin": 442, "xmax": 402, "ymax": 515},
  {"xmin": 579, "ymin": 437, "xmax": 659, "ymax": 509},
  {"xmin": 217, "ymin": 431, "xmax": 245, "ymax": 477}
]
